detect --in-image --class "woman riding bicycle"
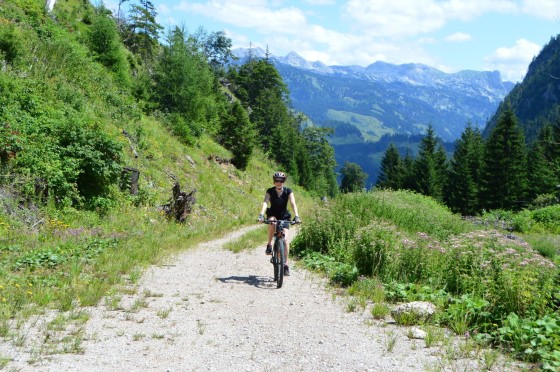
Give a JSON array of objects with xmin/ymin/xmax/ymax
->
[{"xmin": 257, "ymin": 171, "xmax": 301, "ymax": 276}]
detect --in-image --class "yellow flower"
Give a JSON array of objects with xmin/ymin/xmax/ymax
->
[
  {"xmin": 0, "ymin": 285, "xmax": 4, "ymax": 289},
  {"xmin": 28, "ymin": 283, "xmax": 32, "ymax": 287},
  {"xmin": 27, "ymin": 291, "xmax": 32, "ymax": 295},
  {"xmin": 1, "ymin": 298, "xmax": 6, "ymax": 302},
  {"xmin": 15, "ymin": 284, "xmax": 20, "ymax": 288}
]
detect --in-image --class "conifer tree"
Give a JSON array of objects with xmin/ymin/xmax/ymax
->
[
  {"xmin": 124, "ymin": 0, "xmax": 162, "ymax": 64},
  {"xmin": 401, "ymin": 151, "xmax": 416, "ymax": 191},
  {"xmin": 481, "ymin": 107, "xmax": 528, "ymax": 210},
  {"xmin": 527, "ymin": 124, "xmax": 560, "ymax": 200},
  {"xmin": 376, "ymin": 143, "xmax": 403, "ymax": 189},
  {"xmin": 217, "ymin": 101, "xmax": 256, "ymax": 170},
  {"xmin": 446, "ymin": 123, "xmax": 484, "ymax": 215},
  {"xmin": 413, "ymin": 125, "xmax": 448, "ymax": 202}
]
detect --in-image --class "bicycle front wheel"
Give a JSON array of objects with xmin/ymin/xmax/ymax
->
[{"xmin": 275, "ymin": 239, "xmax": 284, "ymax": 289}]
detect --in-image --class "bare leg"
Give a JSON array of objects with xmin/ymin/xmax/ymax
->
[
  {"xmin": 283, "ymin": 228, "xmax": 289, "ymax": 265},
  {"xmin": 267, "ymin": 217, "xmax": 276, "ymax": 245}
]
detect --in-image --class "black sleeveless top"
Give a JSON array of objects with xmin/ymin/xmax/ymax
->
[{"xmin": 266, "ymin": 187, "xmax": 292, "ymax": 219}]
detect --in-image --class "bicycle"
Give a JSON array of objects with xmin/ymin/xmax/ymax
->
[{"xmin": 264, "ymin": 219, "xmax": 298, "ymax": 288}]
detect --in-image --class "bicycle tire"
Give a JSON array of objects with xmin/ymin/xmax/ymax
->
[
  {"xmin": 276, "ymin": 238, "xmax": 284, "ymax": 289},
  {"xmin": 273, "ymin": 241, "xmax": 279, "ymax": 282}
]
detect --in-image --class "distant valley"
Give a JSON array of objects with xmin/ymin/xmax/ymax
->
[{"xmin": 232, "ymin": 48, "xmax": 514, "ymax": 184}]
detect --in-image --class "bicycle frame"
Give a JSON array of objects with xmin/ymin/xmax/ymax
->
[{"xmin": 264, "ymin": 219, "xmax": 296, "ymax": 288}]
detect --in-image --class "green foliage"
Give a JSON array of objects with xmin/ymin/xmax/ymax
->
[
  {"xmin": 376, "ymin": 143, "xmax": 403, "ymax": 189},
  {"xmin": 498, "ymin": 313, "xmax": 560, "ymax": 370},
  {"xmin": 446, "ymin": 123, "xmax": 485, "ymax": 215},
  {"xmin": 153, "ymin": 27, "xmax": 221, "ymax": 142},
  {"xmin": 413, "ymin": 124, "xmax": 448, "ymax": 202},
  {"xmin": 484, "ymin": 35, "xmax": 560, "ymax": 142},
  {"xmin": 339, "ymin": 161, "xmax": 367, "ymax": 193},
  {"xmin": 482, "ymin": 106, "xmax": 528, "ymax": 211},
  {"xmin": 87, "ymin": 6, "xmax": 131, "ymax": 88},
  {"xmin": 217, "ymin": 101, "xmax": 256, "ymax": 169}
]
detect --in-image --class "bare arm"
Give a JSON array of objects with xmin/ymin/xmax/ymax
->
[
  {"xmin": 259, "ymin": 193, "xmax": 270, "ymax": 215},
  {"xmin": 289, "ymin": 192, "xmax": 299, "ymax": 217}
]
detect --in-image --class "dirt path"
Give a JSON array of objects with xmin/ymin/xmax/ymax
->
[{"xmin": 11, "ymin": 226, "xmax": 519, "ymax": 371}]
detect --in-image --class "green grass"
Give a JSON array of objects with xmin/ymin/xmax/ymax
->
[{"xmin": 223, "ymin": 227, "xmax": 265, "ymax": 253}]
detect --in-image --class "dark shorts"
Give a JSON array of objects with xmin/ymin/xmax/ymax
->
[{"xmin": 266, "ymin": 208, "xmax": 291, "ymax": 227}]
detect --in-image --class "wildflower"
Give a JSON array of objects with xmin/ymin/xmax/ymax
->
[
  {"xmin": 1, "ymin": 298, "xmax": 5, "ymax": 302},
  {"xmin": 15, "ymin": 284, "xmax": 20, "ymax": 288},
  {"xmin": 0, "ymin": 285, "xmax": 4, "ymax": 289},
  {"xmin": 27, "ymin": 291, "xmax": 32, "ymax": 295}
]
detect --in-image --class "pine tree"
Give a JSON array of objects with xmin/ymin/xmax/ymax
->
[
  {"xmin": 481, "ymin": 107, "xmax": 528, "ymax": 210},
  {"xmin": 527, "ymin": 124, "xmax": 560, "ymax": 200},
  {"xmin": 376, "ymin": 143, "xmax": 403, "ymax": 189},
  {"xmin": 340, "ymin": 161, "xmax": 368, "ymax": 193},
  {"xmin": 153, "ymin": 26, "xmax": 220, "ymax": 143},
  {"xmin": 413, "ymin": 125, "xmax": 448, "ymax": 202},
  {"xmin": 446, "ymin": 123, "xmax": 485, "ymax": 215},
  {"xmin": 217, "ymin": 101, "xmax": 256, "ymax": 170},
  {"xmin": 124, "ymin": 0, "xmax": 163, "ymax": 64}
]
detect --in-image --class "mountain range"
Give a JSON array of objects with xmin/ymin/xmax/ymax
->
[{"xmin": 233, "ymin": 48, "xmax": 514, "ymax": 144}]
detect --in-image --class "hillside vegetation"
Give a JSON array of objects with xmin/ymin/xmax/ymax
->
[{"xmin": 293, "ymin": 191, "xmax": 560, "ymax": 370}]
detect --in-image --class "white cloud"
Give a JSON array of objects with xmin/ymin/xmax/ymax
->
[
  {"xmin": 445, "ymin": 32, "xmax": 472, "ymax": 42},
  {"xmin": 483, "ymin": 38, "xmax": 542, "ymax": 81},
  {"xmin": 177, "ymin": 1, "xmax": 308, "ymax": 35},
  {"xmin": 343, "ymin": 0, "xmax": 517, "ymax": 37},
  {"xmin": 521, "ymin": 0, "xmax": 560, "ymax": 20},
  {"xmin": 305, "ymin": 0, "xmax": 336, "ymax": 4}
]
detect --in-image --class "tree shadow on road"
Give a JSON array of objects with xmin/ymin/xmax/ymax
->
[{"xmin": 217, "ymin": 275, "xmax": 277, "ymax": 289}]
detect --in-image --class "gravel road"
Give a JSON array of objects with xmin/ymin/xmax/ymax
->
[{"xmin": 6, "ymin": 226, "xmax": 521, "ymax": 371}]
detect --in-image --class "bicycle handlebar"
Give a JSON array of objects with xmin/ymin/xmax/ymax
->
[{"xmin": 263, "ymin": 219, "xmax": 300, "ymax": 225}]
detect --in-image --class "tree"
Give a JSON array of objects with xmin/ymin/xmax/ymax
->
[
  {"xmin": 446, "ymin": 123, "xmax": 485, "ymax": 215},
  {"xmin": 194, "ymin": 28, "xmax": 235, "ymax": 75},
  {"xmin": 88, "ymin": 6, "xmax": 130, "ymax": 87},
  {"xmin": 376, "ymin": 143, "xmax": 403, "ymax": 189},
  {"xmin": 340, "ymin": 161, "xmax": 367, "ymax": 193},
  {"xmin": 124, "ymin": 0, "xmax": 163, "ymax": 64},
  {"xmin": 217, "ymin": 101, "xmax": 256, "ymax": 169},
  {"xmin": 153, "ymin": 26, "xmax": 220, "ymax": 143},
  {"xmin": 481, "ymin": 107, "xmax": 528, "ymax": 210},
  {"xmin": 301, "ymin": 126, "xmax": 338, "ymax": 197},
  {"xmin": 527, "ymin": 124, "xmax": 560, "ymax": 200},
  {"xmin": 413, "ymin": 125, "xmax": 448, "ymax": 202}
]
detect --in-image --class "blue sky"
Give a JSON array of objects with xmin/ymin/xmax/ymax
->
[{"xmin": 111, "ymin": 1, "xmax": 560, "ymax": 82}]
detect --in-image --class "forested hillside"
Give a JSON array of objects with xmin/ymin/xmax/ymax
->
[
  {"xmin": 485, "ymin": 35, "xmax": 560, "ymax": 142},
  {"xmin": 0, "ymin": 0, "xmax": 338, "ymax": 210}
]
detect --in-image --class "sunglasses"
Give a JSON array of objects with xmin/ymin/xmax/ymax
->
[{"xmin": 274, "ymin": 179, "xmax": 285, "ymax": 183}]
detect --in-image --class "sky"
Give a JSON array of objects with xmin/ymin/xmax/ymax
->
[{"xmin": 113, "ymin": 1, "xmax": 560, "ymax": 82}]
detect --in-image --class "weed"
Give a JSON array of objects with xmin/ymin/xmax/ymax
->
[
  {"xmin": 129, "ymin": 297, "xmax": 149, "ymax": 313},
  {"xmin": 157, "ymin": 307, "xmax": 172, "ymax": 319},
  {"xmin": 346, "ymin": 299, "xmax": 358, "ymax": 313},
  {"xmin": 133, "ymin": 333, "xmax": 145, "ymax": 341},
  {"xmin": 424, "ymin": 326, "xmax": 444, "ymax": 348},
  {"xmin": 196, "ymin": 319, "xmax": 206, "ymax": 335},
  {"xmin": 482, "ymin": 349, "xmax": 500, "ymax": 371},
  {"xmin": 384, "ymin": 330, "xmax": 397, "ymax": 353},
  {"xmin": 371, "ymin": 303, "xmax": 390, "ymax": 319}
]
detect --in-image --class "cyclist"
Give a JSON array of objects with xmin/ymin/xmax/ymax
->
[{"xmin": 257, "ymin": 171, "xmax": 301, "ymax": 276}]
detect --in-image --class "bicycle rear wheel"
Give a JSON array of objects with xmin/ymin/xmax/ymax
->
[{"xmin": 275, "ymin": 239, "xmax": 284, "ymax": 289}]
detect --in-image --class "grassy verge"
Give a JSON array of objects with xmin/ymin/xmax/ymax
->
[{"xmin": 292, "ymin": 190, "xmax": 560, "ymax": 370}]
